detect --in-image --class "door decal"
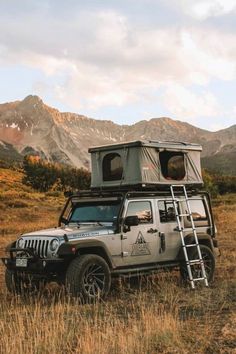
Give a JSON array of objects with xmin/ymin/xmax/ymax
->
[{"xmin": 131, "ymin": 231, "xmax": 151, "ymax": 256}]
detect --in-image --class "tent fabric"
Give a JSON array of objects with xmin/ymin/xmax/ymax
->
[{"xmin": 89, "ymin": 141, "xmax": 203, "ymax": 189}]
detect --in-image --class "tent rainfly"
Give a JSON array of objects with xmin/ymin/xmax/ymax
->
[{"xmin": 89, "ymin": 140, "xmax": 203, "ymax": 190}]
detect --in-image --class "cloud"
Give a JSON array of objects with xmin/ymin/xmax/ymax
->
[
  {"xmin": 0, "ymin": 3, "xmax": 235, "ymax": 116},
  {"xmin": 161, "ymin": 84, "xmax": 221, "ymax": 121},
  {"xmin": 231, "ymin": 105, "xmax": 236, "ymax": 120},
  {"xmin": 179, "ymin": 30, "xmax": 236, "ymax": 83},
  {"xmin": 178, "ymin": 0, "xmax": 236, "ymax": 20},
  {"xmin": 53, "ymin": 62, "xmax": 140, "ymax": 110}
]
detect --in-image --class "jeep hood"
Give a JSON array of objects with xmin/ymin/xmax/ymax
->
[{"xmin": 21, "ymin": 224, "xmax": 115, "ymax": 240}]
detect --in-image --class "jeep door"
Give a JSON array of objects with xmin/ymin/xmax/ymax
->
[
  {"xmin": 156, "ymin": 199, "xmax": 182, "ymax": 260},
  {"xmin": 121, "ymin": 199, "xmax": 159, "ymax": 266}
]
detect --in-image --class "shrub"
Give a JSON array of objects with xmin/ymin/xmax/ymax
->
[
  {"xmin": 202, "ymin": 169, "xmax": 218, "ymax": 198},
  {"xmin": 22, "ymin": 156, "xmax": 91, "ymax": 192}
]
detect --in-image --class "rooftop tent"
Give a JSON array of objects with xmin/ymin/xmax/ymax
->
[{"xmin": 89, "ymin": 140, "xmax": 203, "ymax": 189}]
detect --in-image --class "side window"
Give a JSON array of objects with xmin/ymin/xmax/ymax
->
[
  {"xmin": 158, "ymin": 200, "xmax": 177, "ymax": 223},
  {"xmin": 159, "ymin": 151, "xmax": 185, "ymax": 180},
  {"xmin": 126, "ymin": 201, "xmax": 153, "ymax": 224},
  {"xmin": 103, "ymin": 153, "xmax": 123, "ymax": 181},
  {"xmin": 186, "ymin": 199, "xmax": 208, "ymax": 222}
]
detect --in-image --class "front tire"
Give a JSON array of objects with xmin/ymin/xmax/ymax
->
[
  {"xmin": 66, "ymin": 254, "xmax": 111, "ymax": 302},
  {"xmin": 180, "ymin": 244, "xmax": 215, "ymax": 284}
]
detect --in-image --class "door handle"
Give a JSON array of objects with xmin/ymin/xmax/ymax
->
[
  {"xmin": 147, "ymin": 228, "xmax": 158, "ymax": 233},
  {"xmin": 159, "ymin": 232, "xmax": 166, "ymax": 253}
]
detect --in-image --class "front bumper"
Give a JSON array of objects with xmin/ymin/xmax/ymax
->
[
  {"xmin": 2, "ymin": 257, "xmax": 65, "ymax": 274},
  {"xmin": 1, "ymin": 247, "xmax": 66, "ymax": 277}
]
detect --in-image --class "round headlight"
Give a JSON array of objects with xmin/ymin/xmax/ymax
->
[
  {"xmin": 50, "ymin": 239, "xmax": 59, "ymax": 252},
  {"xmin": 18, "ymin": 238, "xmax": 25, "ymax": 249}
]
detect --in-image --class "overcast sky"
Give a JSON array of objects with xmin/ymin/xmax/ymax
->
[{"xmin": 0, "ymin": 0, "xmax": 236, "ymax": 131}]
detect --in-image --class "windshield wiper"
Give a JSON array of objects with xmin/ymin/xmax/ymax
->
[
  {"xmin": 67, "ymin": 221, "xmax": 81, "ymax": 228},
  {"xmin": 85, "ymin": 220, "xmax": 104, "ymax": 226}
]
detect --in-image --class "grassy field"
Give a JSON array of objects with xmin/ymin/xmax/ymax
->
[{"xmin": 0, "ymin": 168, "xmax": 235, "ymax": 354}]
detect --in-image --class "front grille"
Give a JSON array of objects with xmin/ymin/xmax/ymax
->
[{"xmin": 23, "ymin": 238, "xmax": 50, "ymax": 258}]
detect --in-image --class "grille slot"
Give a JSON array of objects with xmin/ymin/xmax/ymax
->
[{"xmin": 22, "ymin": 238, "xmax": 50, "ymax": 258}]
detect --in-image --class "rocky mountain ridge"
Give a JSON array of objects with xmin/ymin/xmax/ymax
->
[{"xmin": 0, "ymin": 95, "xmax": 235, "ymax": 174}]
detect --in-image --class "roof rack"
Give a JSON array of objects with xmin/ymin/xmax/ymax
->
[{"xmin": 64, "ymin": 187, "xmax": 204, "ymax": 200}]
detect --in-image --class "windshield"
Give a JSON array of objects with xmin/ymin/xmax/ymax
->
[{"xmin": 69, "ymin": 200, "xmax": 121, "ymax": 224}]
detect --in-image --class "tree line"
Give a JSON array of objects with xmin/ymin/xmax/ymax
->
[
  {"xmin": 22, "ymin": 156, "xmax": 91, "ymax": 192},
  {"xmin": 202, "ymin": 169, "xmax": 236, "ymax": 197}
]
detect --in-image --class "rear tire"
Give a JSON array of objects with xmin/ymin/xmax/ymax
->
[
  {"xmin": 66, "ymin": 254, "xmax": 111, "ymax": 303},
  {"xmin": 180, "ymin": 244, "xmax": 215, "ymax": 284}
]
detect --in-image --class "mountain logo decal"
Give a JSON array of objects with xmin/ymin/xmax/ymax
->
[{"xmin": 131, "ymin": 231, "xmax": 151, "ymax": 256}]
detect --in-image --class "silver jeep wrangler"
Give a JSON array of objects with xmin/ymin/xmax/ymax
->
[{"xmin": 2, "ymin": 189, "xmax": 218, "ymax": 302}]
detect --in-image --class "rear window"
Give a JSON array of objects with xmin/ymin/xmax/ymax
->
[
  {"xmin": 158, "ymin": 199, "xmax": 208, "ymax": 224},
  {"xmin": 159, "ymin": 151, "xmax": 185, "ymax": 180},
  {"xmin": 186, "ymin": 199, "xmax": 208, "ymax": 222}
]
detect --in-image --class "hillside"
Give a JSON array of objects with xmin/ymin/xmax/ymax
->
[{"xmin": 0, "ymin": 95, "xmax": 235, "ymax": 174}]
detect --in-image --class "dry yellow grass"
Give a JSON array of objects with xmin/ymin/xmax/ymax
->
[{"xmin": 0, "ymin": 168, "xmax": 235, "ymax": 354}]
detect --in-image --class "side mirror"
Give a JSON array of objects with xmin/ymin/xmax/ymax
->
[{"xmin": 124, "ymin": 215, "xmax": 139, "ymax": 227}]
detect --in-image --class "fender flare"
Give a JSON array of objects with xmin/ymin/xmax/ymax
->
[{"xmin": 57, "ymin": 239, "xmax": 115, "ymax": 268}]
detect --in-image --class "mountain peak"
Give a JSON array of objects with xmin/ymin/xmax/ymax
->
[{"xmin": 21, "ymin": 95, "xmax": 43, "ymax": 106}]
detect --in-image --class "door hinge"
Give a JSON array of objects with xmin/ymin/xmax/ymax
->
[{"xmin": 121, "ymin": 234, "xmax": 127, "ymax": 240}]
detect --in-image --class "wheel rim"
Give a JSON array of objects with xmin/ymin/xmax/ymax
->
[{"xmin": 83, "ymin": 263, "xmax": 106, "ymax": 298}]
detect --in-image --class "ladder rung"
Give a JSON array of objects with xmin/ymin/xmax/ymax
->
[
  {"xmin": 175, "ymin": 199, "xmax": 190, "ymax": 203},
  {"xmin": 171, "ymin": 184, "xmax": 185, "ymax": 188},
  {"xmin": 177, "ymin": 213, "xmax": 191, "ymax": 217},
  {"xmin": 192, "ymin": 277, "xmax": 207, "ymax": 282},
  {"xmin": 184, "ymin": 244, "xmax": 198, "ymax": 248},
  {"xmin": 187, "ymin": 259, "xmax": 203, "ymax": 265}
]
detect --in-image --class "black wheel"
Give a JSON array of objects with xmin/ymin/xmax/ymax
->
[
  {"xmin": 5, "ymin": 269, "xmax": 45, "ymax": 295},
  {"xmin": 66, "ymin": 254, "xmax": 111, "ymax": 302},
  {"xmin": 180, "ymin": 245, "xmax": 215, "ymax": 284}
]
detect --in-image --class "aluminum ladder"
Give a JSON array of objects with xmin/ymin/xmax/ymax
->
[{"xmin": 170, "ymin": 185, "xmax": 209, "ymax": 289}]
